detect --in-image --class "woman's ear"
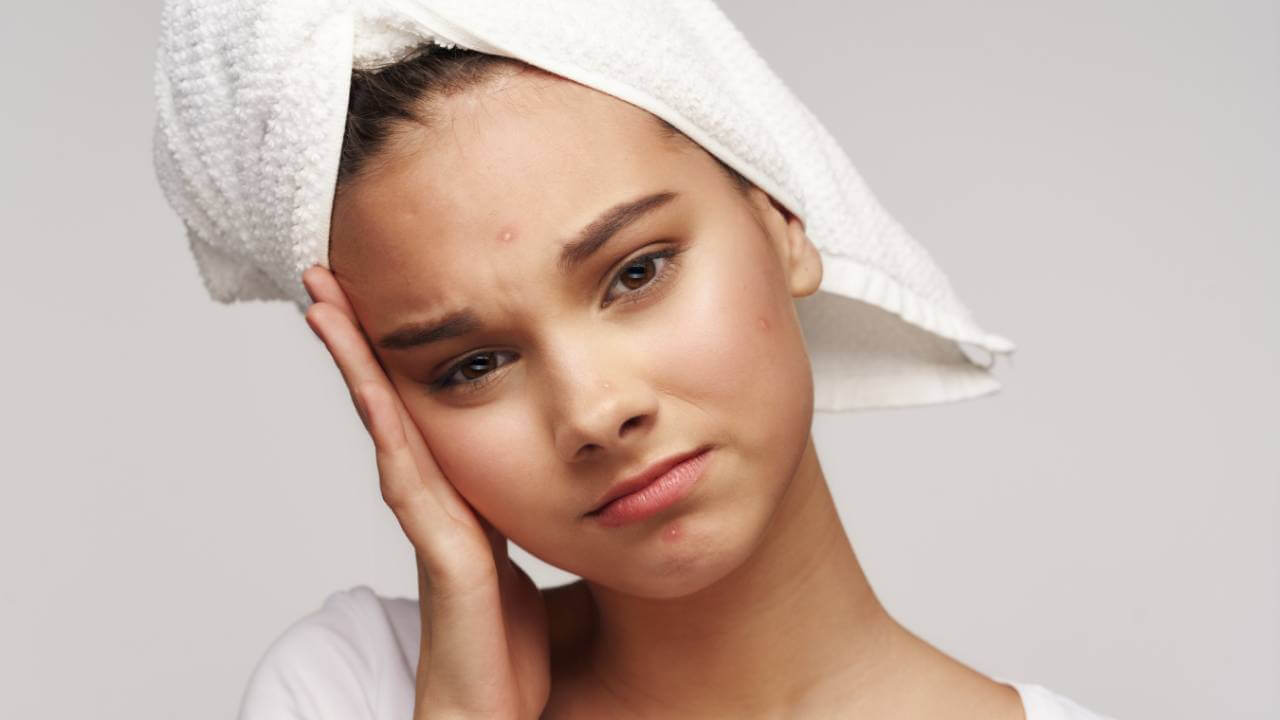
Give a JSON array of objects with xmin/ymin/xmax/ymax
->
[{"xmin": 748, "ymin": 187, "xmax": 823, "ymax": 298}]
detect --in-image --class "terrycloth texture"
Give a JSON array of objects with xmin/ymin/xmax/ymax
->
[{"xmin": 152, "ymin": 0, "xmax": 1017, "ymax": 412}]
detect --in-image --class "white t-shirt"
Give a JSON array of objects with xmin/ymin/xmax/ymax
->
[{"xmin": 237, "ymin": 585, "xmax": 1118, "ymax": 720}]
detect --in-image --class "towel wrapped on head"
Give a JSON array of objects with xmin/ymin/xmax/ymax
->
[{"xmin": 151, "ymin": 0, "xmax": 1016, "ymax": 412}]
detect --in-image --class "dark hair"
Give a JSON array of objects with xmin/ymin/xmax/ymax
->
[{"xmin": 335, "ymin": 43, "xmax": 753, "ymax": 201}]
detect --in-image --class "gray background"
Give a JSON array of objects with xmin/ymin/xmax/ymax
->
[{"xmin": 2, "ymin": 1, "xmax": 1275, "ymax": 718}]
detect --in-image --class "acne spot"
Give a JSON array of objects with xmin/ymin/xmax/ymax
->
[
  {"xmin": 757, "ymin": 315, "xmax": 771, "ymax": 332},
  {"xmin": 495, "ymin": 226, "xmax": 518, "ymax": 245},
  {"xmin": 663, "ymin": 521, "xmax": 683, "ymax": 543}
]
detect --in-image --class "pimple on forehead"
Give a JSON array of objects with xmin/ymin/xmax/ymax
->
[{"xmin": 494, "ymin": 225, "xmax": 519, "ymax": 245}]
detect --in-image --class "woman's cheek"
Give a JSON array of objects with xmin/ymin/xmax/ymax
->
[
  {"xmin": 654, "ymin": 238, "xmax": 805, "ymax": 441},
  {"xmin": 414, "ymin": 402, "xmax": 544, "ymax": 526}
]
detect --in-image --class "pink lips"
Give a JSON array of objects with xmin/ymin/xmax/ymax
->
[{"xmin": 587, "ymin": 447, "xmax": 712, "ymax": 528}]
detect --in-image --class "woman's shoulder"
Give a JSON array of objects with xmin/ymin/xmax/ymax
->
[
  {"xmin": 236, "ymin": 585, "xmax": 421, "ymax": 720},
  {"xmin": 999, "ymin": 679, "xmax": 1120, "ymax": 720}
]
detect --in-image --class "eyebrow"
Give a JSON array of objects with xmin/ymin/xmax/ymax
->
[{"xmin": 375, "ymin": 190, "xmax": 679, "ymax": 352}]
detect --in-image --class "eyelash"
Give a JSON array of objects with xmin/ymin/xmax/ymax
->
[{"xmin": 427, "ymin": 246, "xmax": 686, "ymax": 394}]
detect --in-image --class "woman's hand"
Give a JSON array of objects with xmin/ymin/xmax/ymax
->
[{"xmin": 301, "ymin": 266, "xmax": 550, "ymax": 720}]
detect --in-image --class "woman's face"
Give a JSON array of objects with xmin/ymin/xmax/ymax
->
[{"xmin": 329, "ymin": 69, "xmax": 822, "ymax": 597}]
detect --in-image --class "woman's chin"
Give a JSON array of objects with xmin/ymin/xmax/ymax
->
[
  {"xmin": 576, "ymin": 502, "xmax": 774, "ymax": 600},
  {"xmin": 512, "ymin": 450, "xmax": 793, "ymax": 600}
]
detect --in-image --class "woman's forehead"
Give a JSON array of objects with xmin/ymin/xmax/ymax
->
[
  {"xmin": 328, "ymin": 72, "xmax": 706, "ymax": 326},
  {"xmin": 334, "ymin": 73, "xmax": 684, "ymax": 247}
]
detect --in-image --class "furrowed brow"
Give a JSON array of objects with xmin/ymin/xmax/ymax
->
[
  {"xmin": 375, "ymin": 309, "xmax": 483, "ymax": 351},
  {"xmin": 376, "ymin": 190, "xmax": 678, "ymax": 352}
]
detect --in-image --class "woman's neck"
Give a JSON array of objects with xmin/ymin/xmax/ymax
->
[{"xmin": 556, "ymin": 435, "xmax": 920, "ymax": 716}]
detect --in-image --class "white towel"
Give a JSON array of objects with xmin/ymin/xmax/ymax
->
[{"xmin": 151, "ymin": 0, "xmax": 1017, "ymax": 412}]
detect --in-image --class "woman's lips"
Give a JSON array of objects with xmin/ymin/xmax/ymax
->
[{"xmin": 588, "ymin": 447, "xmax": 712, "ymax": 528}]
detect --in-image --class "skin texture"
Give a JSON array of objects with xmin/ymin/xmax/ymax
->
[{"xmin": 321, "ymin": 68, "xmax": 1025, "ymax": 718}]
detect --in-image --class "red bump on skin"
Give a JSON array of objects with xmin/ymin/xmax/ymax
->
[
  {"xmin": 757, "ymin": 316, "xmax": 770, "ymax": 331},
  {"xmin": 495, "ymin": 226, "xmax": 518, "ymax": 244},
  {"xmin": 664, "ymin": 522, "xmax": 683, "ymax": 542}
]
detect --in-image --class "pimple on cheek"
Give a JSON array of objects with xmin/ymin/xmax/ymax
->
[{"xmin": 757, "ymin": 315, "xmax": 771, "ymax": 332}]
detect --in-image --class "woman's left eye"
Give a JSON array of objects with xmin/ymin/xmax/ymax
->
[{"xmin": 602, "ymin": 247, "xmax": 684, "ymax": 307}]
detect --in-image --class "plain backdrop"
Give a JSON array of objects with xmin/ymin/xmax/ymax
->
[{"xmin": 1, "ymin": 1, "xmax": 1275, "ymax": 718}]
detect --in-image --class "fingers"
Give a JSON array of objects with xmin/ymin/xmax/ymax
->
[
  {"xmin": 301, "ymin": 281, "xmax": 445, "ymax": 483},
  {"xmin": 300, "ymin": 266, "xmax": 444, "ymax": 476},
  {"xmin": 301, "ymin": 268, "xmax": 424, "ymax": 470},
  {"xmin": 302, "ymin": 265, "xmax": 382, "ymax": 391},
  {"xmin": 301, "ymin": 278, "xmax": 393, "ymax": 426},
  {"xmin": 359, "ymin": 380, "xmax": 432, "ymax": 528},
  {"xmin": 302, "ymin": 265, "xmax": 358, "ymax": 324},
  {"xmin": 319, "ymin": 310, "xmax": 475, "ymax": 568},
  {"xmin": 301, "ymin": 268, "xmax": 391, "ymax": 397},
  {"xmin": 299, "ymin": 265, "xmax": 490, "ymax": 576}
]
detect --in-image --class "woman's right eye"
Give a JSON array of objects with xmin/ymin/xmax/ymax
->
[{"xmin": 430, "ymin": 350, "xmax": 518, "ymax": 393}]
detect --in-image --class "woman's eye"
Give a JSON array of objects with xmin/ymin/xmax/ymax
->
[
  {"xmin": 430, "ymin": 350, "xmax": 517, "ymax": 393},
  {"xmin": 602, "ymin": 247, "xmax": 683, "ymax": 307},
  {"xmin": 429, "ymin": 246, "xmax": 685, "ymax": 395}
]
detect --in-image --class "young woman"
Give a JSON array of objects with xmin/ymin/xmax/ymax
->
[{"xmin": 153, "ymin": 4, "xmax": 1116, "ymax": 719}]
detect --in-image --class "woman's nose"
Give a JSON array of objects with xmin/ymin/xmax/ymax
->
[{"xmin": 550, "ymin": 361, "xmax": 659, "ymax": 464}]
